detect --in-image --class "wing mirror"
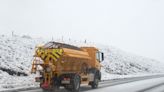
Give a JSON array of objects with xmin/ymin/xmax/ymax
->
[{"xmin": 101, "ymin": 52, "xmax": 104, "ymax": 61}]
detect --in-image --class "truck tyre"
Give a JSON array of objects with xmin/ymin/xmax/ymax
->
[
  {"xmin": 91, "ymin": 73, "xmax": 99, "ymax": 89},
  {"xmin": 91, "ymin": 77, "xmax": 99, "ymax": 89},
  {"xmin": 71, "ymin": 74, "xmax": 80, "ymax": 92},
  {"xmin": 65, "ymin": 74, "xmax": 80, "ymax": 92}
]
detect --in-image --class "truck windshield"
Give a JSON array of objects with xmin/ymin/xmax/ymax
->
[
  {"xmin": 96, "ymin": 52, "xmax": 103, "ymax": 62},
  {"xmin": 96, "ymin": 52, "xmax": 100, "ymax": 62}
]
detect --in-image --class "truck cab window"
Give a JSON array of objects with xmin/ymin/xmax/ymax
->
[
  {"xmin": 96, "ymin": 52, "xmax": 104, "ymax": 62},
  {"xmin": 96, "ymin": 52, "xmax": 100, "ymax": 61}
]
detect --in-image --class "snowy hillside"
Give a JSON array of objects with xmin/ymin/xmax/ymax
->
[
  {"xmin": 0, "ymin": 35, "xmax": 164, "ymax": 90},
  {"xmin": 0, "ymin": 35, "xmax": 44, "ymax": 75},
  {"xmin": 0, "ymin": 35, "xmax": 44, "ymax": 90},
  {"xmin": 101, "ymin": 46, "xmax": 164, "ymax": 75}
]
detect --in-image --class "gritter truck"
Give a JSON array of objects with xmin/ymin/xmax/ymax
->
[{"xmin": 31, "ymin": 42, "xmax": 104, "ymax": 92}]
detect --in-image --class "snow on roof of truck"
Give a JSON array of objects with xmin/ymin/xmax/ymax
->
[{"xmin": 43, "ymin": 41, "xmax": 82, "ymax": 51}]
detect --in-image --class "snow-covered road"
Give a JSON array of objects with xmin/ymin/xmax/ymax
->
[
  {"xmin": 86, "ymin": 76, "xmax": 164, "ymax": 92},
  {"xmin": 16, "ymin": 75, "xmax": 164, "ymax": 92}
]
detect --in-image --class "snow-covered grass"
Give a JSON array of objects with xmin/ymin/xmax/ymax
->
[
  {"xmin": 0, "ymin": 35, "xmax": 164, "ymax": 91},
  {"xmin": 100, "ymin": 45, "xmax": 164, "ymax": 75},
  {"xmin": 0, "ymin": 35, "xmax": 43, "ymax": 90},
  {"xmin": 0, "ymin": 72, "xmax": 38, "ymax": 91},
  {"xmin": 0, "ymin": 35, "xmax": 44, "ymax": 74},
  {"xmin": 101, "ymin": 67, "xmax": 164, "ymax": 80}
]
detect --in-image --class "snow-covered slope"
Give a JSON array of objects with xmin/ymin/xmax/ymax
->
[
  {"xmin": 0, "ymin": 35, "xmax": 44, "ymax": 75},
  {"xmin": 0, "ymin": 35, "xmax": 44, "ymax": 90},
  {"xmin": 0, "ymin": 35, "xmax": 164, "ymax": 90},
  {"xmin": 101, "ymin": 45, "xmax": 164, "ymax": 75}
]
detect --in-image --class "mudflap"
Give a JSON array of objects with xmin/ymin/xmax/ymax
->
[
  {"xmin": 41, "ymin": 76, "xmax": 60, "ymax": 91},
  {"xmin": 41, "ymin": 81, "xmax": 50, "ymax": 90}
]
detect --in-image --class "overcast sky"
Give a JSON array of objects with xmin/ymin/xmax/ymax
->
[{"xmin": 0, "ymin": 0, "xmax": 164, "ymax": 61}]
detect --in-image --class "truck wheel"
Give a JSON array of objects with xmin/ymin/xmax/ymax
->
[
  {"xmin": 73, "ymin": 75, "xmax": 80, "ymax": 92},
  {"xmin": 65, "ymin": 74, "xmax": 80, "ymax": 92},
  {"xmin": 91, "ymin": 73, "xmax": 99, "ymax": 89}
]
